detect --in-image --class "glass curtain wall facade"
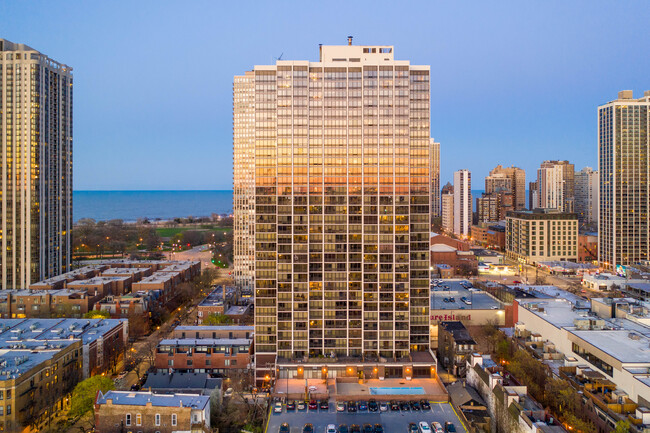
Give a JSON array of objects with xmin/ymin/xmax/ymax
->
[
  {"xmin": 233, "ymin": 71, "xmax": 256, "ymax": 289},
  {"xmin": 430, "ymin": 139, "xmax": 440, "ymax": 219},
  {"xmin": 599, "ymin": 91, "xmax": 650, "ymax": 270},
  {"xmin": 247, "ymin": 45, "xmax": 430, "ymax": 366},
  {"xmin": 0, "ymin": 39, "xmax": 72, "ymax": 289}
]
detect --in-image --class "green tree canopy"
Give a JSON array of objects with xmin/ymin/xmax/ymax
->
[
  {"xmin": 69, "ymin": 375, "xmax": 115, "ymax": 419},
  {"xmin": 203, "ymin": 313, "xmax": 233, "ymax": 325},
  {"xmin": 83, "ymin": 310, "xmax": 111, "ymax": 319}
]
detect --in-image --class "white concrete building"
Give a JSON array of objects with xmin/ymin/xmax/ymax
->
[
  {"xmin": 441, "ymin": 182, "xmax": 454, "ymax": 234},
  {"xmin": 453, "ymin": 169, "xmax": 471, "ymax": 238},
  {"xmin": 0, "ymin": 39, "xmax": 73, "ymax": 289},
  {"xmin": 574, "ymin": 167, "xmax": 598, "ymax": 225}
]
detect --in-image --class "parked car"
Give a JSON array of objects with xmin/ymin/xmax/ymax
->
[
  {"xmin": 273, "ymin": 402, "xmax": 283, "ymax": 413},
  {"xmin": 408, "ymin": 423, "xmax": 418, "ymax": 433},
  {"xmin": 419, "ymin": 399, "xmax": 431, "ymax": 410},
  {"xmin": 286, "ymin": 400, "xmax": 295, "ymax": 411},
  {"xmin": 418, "ymin": 422, "xmax": 432, "ymax": 433},
  {"xmin": 308, "ymin": 400, "xmax": 317, "ymax": 410},
  {"xmin": 358, "ymin": 401, "xmax": 368, "ymax": 411},
  {"xmin": 347, "ymin": 401, "xmax": 357, "ymax": 412},
  {"xmin": 327, "ymin": 425, "xmax": 337, "ymax": 433},
  {"xmin": 449, "ymin": 297, "xmax": 455, "ymax": 302},
  {"xmin": 224, "ymin": 387, "xmax": 234, "ymax": 398},
  {"xmin": 390, "ymin": 400, "xmax": 400, "ymax": 411},
  {"xmin": 373, "ymin": 424, "xmax": 384, "ymax": 433},
  {"xmin": 368, "ymin": 399, "xmax": 378, "ymax": 412},
  {"xmin": 444, "ymin": 422, "xmax": 456, "ymax": 433},
  {"xmin": 336, "ymin": 401, "xmax": 346, "ymax": 412},
  {"xmin": 410, "ymin": 400, "xmax": 421, "ymax": 411},
  {"xmin": 338, "ymin": 424, "xmax": 349, "ymax": 433},
  {"xmin": 303, "ymin": 424, "xmax": 314, "ymax": 433},
  {"xmin": 297, "ymin": 400, "xmax": 306, "ymax": 410},
  {"xmin": 350, "ymin": 425, "xmax": 361, "ymax": 433},
  {"xmin": 431, "ymin": 422, "xmax": 444, "ymax": 433},
  {"xmin": 379, "ymin": 401, "xmax": 389, "ymax": 412},
  {"xmin": 363, "ymin": 424, "xmax": 374, "ymax": 433},
  {"xmin": 279, "ymin": 423, "xmax": 290, "ymax": 433},
  {"xmin": 399, "ymin": 401, "xmax": 410, "ymax": 411},
  {"xmin": 320, "ymin": 400, "xmax": 329, "ymax": 410}
]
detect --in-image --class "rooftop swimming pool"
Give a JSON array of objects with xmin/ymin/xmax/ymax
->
[{"xmin": 369, "ymin": 387, "xmax": 426, "ymax": 395}]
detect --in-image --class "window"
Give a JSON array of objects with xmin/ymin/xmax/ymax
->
[
  {"xmin": 6, "ymin": 390, "xmax": 10, "ymax": 399},
  {"xmin": 136, "ymin": 414, "xmax": 141, "ymax": 426},
  {"xmin": 155, "ymin": 414, "xmax": 160, "ymax": 426},
  {"xmin": 172, "ymin": 414, "xmax": 177, "ymax": 426},
  {"xmin": 168, "ymin": 360, "xmax": 174, "ymax": 367},
  {"xmin": 126, "ymin": 414, "xmax": 131, "ymax": 426},
  {"xmin": 0, "ymin": 406, "xmax": 3, "ymax": 415}
]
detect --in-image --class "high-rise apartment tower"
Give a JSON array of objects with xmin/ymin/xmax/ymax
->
[
  {"xmin": 599, "ymin": 90, "xmax": 650, "ymax": 270},
  {"xmin": 0, "ymin": 39, "xmax": 72, "ymax": 289},
  {"xmin": 234, "ymin": 43, "xmax": 432, "ymax": 381},
  {"xmin": 430, "ymin": 139, "xmax": 440, "ymax": 219},
  {"xmin": 574, "ymin": 167, "xmax": 598, "ymax": 225},
  {"xmin": 533, "ymin": 160, "xmax": 574, "ymax": 212},
  {"xmin": 486, "ymin": 165, "xmax": 525, "ymax": 210},
  {"xmin": 453, "ymin": 169, "xmax": 471, "ymax": 238}
]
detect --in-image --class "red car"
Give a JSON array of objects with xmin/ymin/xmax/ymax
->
[
  {"xmin": 308, "ymin": 400, "xmax": 317, "ymax": 410},
  {"xmin": 513, "ymin": 280, "xmax": 521, "ymax": 284}
]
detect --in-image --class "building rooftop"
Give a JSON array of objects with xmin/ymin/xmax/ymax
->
[
  {"xmin": 174, "ymin": 325, "xmax": 254, "ymax": 332},
  {"xmin": 96, "ymin": 390, "xmax": 210, "ymax": 409},
  {"xmin": 431, "ymin": 280, "xmax": 501, "ymax": 310},
  {"xmin": 569, "ymin": 329, "xmax": 650, "ymax": 364},
  {"xmin": 225, "ymin": 305, "xmax": 251, "ymax": 316},
  {"xmin": 135, "ymin": 271, "xmax": 179, "ymax": 284},
  {"xmin": 0, "ymin": 318, "xmax": 126, "ymax": 346},
  {"xmin": 0, "ymin": 348, "xmax": 70, "ymax": 379},
  {"xmin": 159, "ymin": 338, "xmax": 251, "ymax": 346},
  {"xmin": 143, "ymin": 372, "xmax": 222, "ymax": 394}
]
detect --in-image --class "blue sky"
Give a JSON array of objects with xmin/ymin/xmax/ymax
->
[{"xmin": 1, "ymin": 1, "xmax": 648, "ymax": 190}]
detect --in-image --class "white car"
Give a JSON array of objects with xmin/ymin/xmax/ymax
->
[
  {"xmin": 224, "ymin": 387, "xmax": 234, "ymax": 398},
  {"xmin": 336, "ymin": 401, "xmax": 346, "ymax": 412},
  {"xmin": 431, "ymin": 422, "xmax": 444, "ymax": 433},
  {"xmin": 326, "ymin": 425, "xmax": 337, "ymax": 433},
  {"xmin": 418, "ymin": 422, "xmax": 432, "ymax": 433},
  {"xmin": 273, "ymin": 401, "xmax": 283, "ymax": 413}
]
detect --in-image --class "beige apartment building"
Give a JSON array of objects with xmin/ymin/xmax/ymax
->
[
  {"xmin": 0, "ymin": 39, "xmax": 73, "ymax": 289},
  {"xmin": 599, "ymin": 90, "xmax": 650, "ymax": 271},
  {"xmin": 486, "ymin": 165, "xmax": 525, "ymax": 210},
  {"xmin": 234, "ymin": 41, "xmax": 431, "ymax": 382},
  {"xmin": 532, "ymin": 160, "xmax": 575, "ymax": 212},
  {"xmin": 505, "ymin": 209, "xmax": 578, "ymax": 264},
  {"xmin": 441, "ymin": 182, "xmax": 454, "ymax": 233},
  {"xmin": 430, "ymin": 139, "xmax": 440, "ymax": 219}
]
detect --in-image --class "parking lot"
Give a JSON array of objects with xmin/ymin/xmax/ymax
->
[
  {"xmin": 430, "ymin": 279, "xmax": 501, "ymax": 310},
  {"xmin": 266, "ymin": 401, "xmax": 466, "ymax": 433}
]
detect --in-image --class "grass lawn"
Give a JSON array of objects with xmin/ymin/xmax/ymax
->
[{"xmin": 156, "ymin": 226, "xmax": 232, "ymax": 238}]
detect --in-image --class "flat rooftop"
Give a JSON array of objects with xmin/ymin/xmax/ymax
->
[
  {"xmin": 569, "ymin": 329, "xmax": 650, "ymax": 364},
  {"xmin": 0, "ymin": 348, "xmax": 71, "ymax": 379},
  {"xmin": 174, "ymin": 325, "xmax": 254, "ymax": 332},
  {"xmin": 0, "ymin": 318, "xmax": 126, "ymax": 346},
  {"xmin": 159, "ymin": 338, "xmax": 251, "ymax": 346},
  {"xmin": 510, "ymin": 285, "xmax": 590, "ymax": 307},
  {"xmin": 135, "ymin": 271, "xmax": 179, "ymax": 284},
  {"xmin": 431, "ymin": 280, "xmax": 501, "ymax": 310},
  {"xmin": 97, "ymin": 390, "xmax": 209, "ymax": 409}
]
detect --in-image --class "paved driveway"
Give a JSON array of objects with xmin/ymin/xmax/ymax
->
[{"xmin": 266, "ymin": 401, "xmax": 465, "ymax": 433}]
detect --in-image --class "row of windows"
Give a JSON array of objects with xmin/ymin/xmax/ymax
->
[{"xmin": 125, "ymin": 413, "xmax": 177, "ymax": 427}]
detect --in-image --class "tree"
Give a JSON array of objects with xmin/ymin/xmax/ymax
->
[
  {"xmin": 83, "ymin": 310, "xmax": 110, "ymax": 319},
  {"xmin": 613, "ymin": 420, "xmax": 631, "ymax": 433},
  {"xmin": 127, "ymin": 307, "xmax": 150, "ymax": 340},
  {"xmin": 68, "ymin": 375, "xmax": 115, "ymax": 420},
  {"xmin": 203, "ymin": 313, "xmax": 233, "ymax": 325}
]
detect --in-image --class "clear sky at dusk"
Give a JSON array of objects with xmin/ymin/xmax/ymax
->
[{"xmin": 1, "ymin": 1, "xmax": 648, "ymax": 190}]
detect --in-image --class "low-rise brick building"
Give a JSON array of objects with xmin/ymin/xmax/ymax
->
[
  {"xmin": 0, "ymin": 289, "xmax": 103, "ymax": 319},
  {"xmin": 155, "ymin": 338, "xmax": 252, "ymax": 374},
  {"xmin": 67, "ymin": 275, "xmax": 133, "ymax": 297},
  {"xmin": 95, "ymin": 390, "xmax": 211, "ymax": 433},
  {"xmin": 437, "ymin": 321, "xmax": 477, "ymax": 377},
  {"xmin": 172, "ymin": 325, "xmax": 254, "ymax": 340}
]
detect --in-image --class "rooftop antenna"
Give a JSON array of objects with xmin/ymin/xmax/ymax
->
[
  {"xmin": 348, "ymin": 35, "xmax": 353, "ymax": 46},
  {"xmin": 274, "ymin": 53, "xmax": 284, "ymax": 62}
]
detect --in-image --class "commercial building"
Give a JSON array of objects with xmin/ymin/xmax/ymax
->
[
  {"xmin": 486, "ymin": 165, "xmax": 526, "ymax": 210},
  {"xmin": 574, "ymin": 167, "xmax": 598, "ymax": 225},
  {"xmin": 453, "ymin": 169, "xmax": 472, "ymax": 238},
  {"xmin": 506, "ymin": 209, "xmax": 578, "ymax": 264},
  {"xmin": 233, "ymin": 70, "xmax": 256, "ymax": 291},
  {"xmin": 94, "ymin": 391, "xmax": 211, "ymax": 433},
  {"xmin": 532, "ymin": 160, "xmax": 575, "ymax": 212},
  {"xmin": 437, "ymin": 321, "xmax": 477, "ymax": 376},
  {"xmin": 0, "ymin": 39, "xmax": 73, "ymax": 290},
  {"xmin": 235, "ymin": 41, "xmax": 432, "ymax": 383},
  {"xmin": 578, "ymin": 232, "xmax": 598, "ymax": 263},
  {"xmin": 441, "ymin": 182, "xmax": 454, "ymax": 233},
  {"xmin": 599, "ymin": 90, "xmax": 650, "ymax": 271},
  {"xmin": 516, "ymin": 296, "xmax": 650, "ymax": 426},
  {"xmin": 430, "ymin": 234, "xmax": 477, "ymax": 276},
  {"xmin": 155, "ymin": 338, "xmax": 253, "ymax": 373},
  {"xmin": 430, "ymin": 139, "xmax": 441, "ymax": 218}
]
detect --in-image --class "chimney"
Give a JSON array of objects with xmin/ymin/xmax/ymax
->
[{"xmin": 347, "ymin": 35, "xmax": 353, "ymax": 46}]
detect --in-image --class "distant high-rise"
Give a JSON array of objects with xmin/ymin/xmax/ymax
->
[
  {"xmin": 486, "ymin": 165, "xmax": 525, "ymax": 210},
  {"xmin": 235, "ymin": 42, "xmax": 432, "ymax": 382},
  {"xmin": 0, "ymin": 39, "xmax": 72, "ymax": 289},
  {"xmin": 233, "ymin": 71, "xmax": 255, "ymax": 290},
  {"xmin": 533, "ymin": 160, "xmax": 574, "ymax": 212},
  {"xmin": 430, "ymin": 139, "xmax": 440, "ymax": 219},
  {"xmin": 599, "ymin": 90, "xmax": 650, "ymax": 270},
  {"xmin": 574, "ymin": 167, "xmax": 598, "ymax": 225},
  {"xmin": 441, "ymin": 182, "xmax": 454, "ymax": 233},
  {"xmin": 453, "ymin": 170, "xmax": 471, "ymax": 238},
  {"xmin": 528, "ymin": 181, "xmax": 538, "ymax": 210}
]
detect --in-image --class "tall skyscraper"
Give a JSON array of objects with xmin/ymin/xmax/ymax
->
[
  {"xmin": 233, "ymin": 71, "xmax": 255, "ymax": 290},
  {"xmin": 453, "ymin": 169, "xmax": 471, "ymax": 238},
  {"xmin": 533, "ymin": 160, "xmax": 574, "ymax": 212},
  {"xmin": 528, "ymin": 181, "xmax": 538, "ymax": 210},
  {"xmin": 430, "ymin": 139, "xmax": 440, "ymax": 219},
  {"xmin": 441, "ymin": 182, "xmax": 454, "ymax": 233},
  {"xmin": 0, "ymin": 39, "xmax": 72, "ymax": 289},
  {"xmin": 574, "ymin": 167, "xmax": 598, "ymax": 225},
  {"xmin": 486, "ymin": 165, "xmax": 525, "ymax": 210},
  {"xmin": 599, "ymin": 90, "xmax": 650, "ymax": 270},
  {"xmin": 235, "ymin": 42, "xmax": 432, "ymax": 382}
]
